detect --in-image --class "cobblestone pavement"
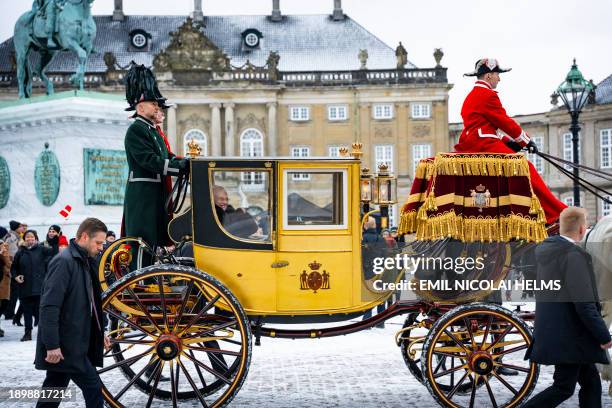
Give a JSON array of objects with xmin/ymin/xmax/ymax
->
[{"xmin": 1, "ymin": 314, "xmax": 611, "ymax": 407}]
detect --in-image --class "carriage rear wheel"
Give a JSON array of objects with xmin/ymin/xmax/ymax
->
[
  {"xmin": 421, "ymin": 303, "xmax": 538, "ymax": 408},
  {"xmin": 99, "ymin": 264, "xmax": 251, "ymax": 408}
]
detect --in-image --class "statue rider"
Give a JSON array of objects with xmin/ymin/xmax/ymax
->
[{"xmin": 35, "ymin": 0, "xmax": 65, "ymax": 48}]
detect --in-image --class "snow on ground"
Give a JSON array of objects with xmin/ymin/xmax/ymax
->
[{"xmin": 1, "ymin": 304, "xmax": 611, "ymax": 407}]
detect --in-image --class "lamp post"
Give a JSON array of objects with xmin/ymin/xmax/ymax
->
[{"xmin": 551, "ymin": 59, "xmax": 595, "ymax": 206}]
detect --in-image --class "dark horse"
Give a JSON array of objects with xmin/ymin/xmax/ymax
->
[{"xmin": 13, "ymin": 0, "xmax": 96, "ymax": 98}]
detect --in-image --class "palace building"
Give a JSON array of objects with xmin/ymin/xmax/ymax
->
[{"xmin": 0, "ymin": 0, "xmax": 451, "ymax": 228}]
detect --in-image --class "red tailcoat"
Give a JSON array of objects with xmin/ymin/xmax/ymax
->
[{"xmin": 454, "ymin": 80, "xmax": 566, "ymax": 223}]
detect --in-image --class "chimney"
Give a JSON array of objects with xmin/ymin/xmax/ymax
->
[
  {"xmin": 332, "ymin": 0, "xmax": 344, "ymax": 21},
  {"xmin": 113, "ymin": 0, "xmax": 124, "ymax": 21},
  {"xmin": 271, "ymin": 0, "xmax": 282, "ymax": 22},
  {"xmin": 192, "ymin": 0, "xmax": 204, "ymax": 23}
]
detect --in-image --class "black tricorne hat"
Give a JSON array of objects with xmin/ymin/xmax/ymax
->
[
  {"xmin": 124, "ymin": 61, "xmax": 168, "ymax": 112},
  {"xmin": 464, "ymin": 58, "xmax": 512, "ymax": 77}
]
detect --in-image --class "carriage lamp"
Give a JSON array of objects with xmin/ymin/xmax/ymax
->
[
  {"xmin": 372, "ymin": 163, "xmax": 397, "ymax": 229},
  {"xmin": 360, "ymin": 167, "xmax": 373, "ymax": 213},
  {"xmin": 552, "ymin": 59, "xmax": 595, "ymax": 207}
]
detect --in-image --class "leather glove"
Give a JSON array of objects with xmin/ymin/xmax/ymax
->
[
  {"xmin": 526, "ymin": 140, "xmax": 539, "ymax": 154},
  {"xmin": 179, "ymin": 158, "xmax": 190, "ymax": 178},
  {"xmin": 504, "ymin": 140, "xmax": 522, "ymax": 153}
]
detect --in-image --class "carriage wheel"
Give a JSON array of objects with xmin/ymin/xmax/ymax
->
[
  {"xmin": 399, "ymin": 313, "xmax": 428, "ymax": 384},
  {"xmin": 421, "ymin": 303, "xmax": 538, "ymax": 408},
  {"xmin": 400, "ymin": 313, "xmax": 477, "ymax": 394},
  {"xmin": 100, "ymin": 264, "xmax": 252, "ymax": 407}
]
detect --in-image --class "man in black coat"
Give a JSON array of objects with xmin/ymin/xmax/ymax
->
[
  {"xmin": 35, "ymin": 218, "xmax": 111, "ymax": 408},
  {"xmin": 524, "ymin": 207, "xmax": 612, "ymax": 408}
]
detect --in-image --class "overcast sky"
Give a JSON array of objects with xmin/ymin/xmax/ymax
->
[{"xmin": 2, "ymin": 0, "xmax": 611, "ymax": 121}]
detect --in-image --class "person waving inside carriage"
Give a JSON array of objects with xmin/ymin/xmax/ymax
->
[
  {"xmin": 121, "ymin": 63, "xmax": 189, "ymax": 260},
  {"xmin": 455, "ymin": 58, "xmax": 567, "ymax": 224}
]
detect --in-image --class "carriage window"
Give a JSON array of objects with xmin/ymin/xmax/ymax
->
[
  {"xmin": 211, "ymin": 170, "xmax": 271, "ymax": 243},
  {"xmin": 283, "ymin": 169, "xmax": 347, "ymax": 229}
]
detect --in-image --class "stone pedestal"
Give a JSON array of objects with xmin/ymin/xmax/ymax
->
[{"xmin": 0, "ymin": 91, "xmax": 131, "ymax": 238}]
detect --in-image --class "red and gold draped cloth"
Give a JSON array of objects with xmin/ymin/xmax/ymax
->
[{"xmin": 398, "ymin": 153, "xmax": 548, "ymax": 242}]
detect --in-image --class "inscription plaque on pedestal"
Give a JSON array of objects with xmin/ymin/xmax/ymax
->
[
  {"xmin": 84, "ymin": 149, "xmax": 128, "ymax": 205},
  {"xmin": 0, "ymin": 156, "xmax": 9, "ymax": 209},
  {"xmin": 34, "ymin": 146, "xmax": 60, "ymax": 206}
]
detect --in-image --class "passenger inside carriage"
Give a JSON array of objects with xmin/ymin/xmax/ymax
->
[{"xmin": 212, "ymin": 185, "xmax": 260, "ymax": 239}]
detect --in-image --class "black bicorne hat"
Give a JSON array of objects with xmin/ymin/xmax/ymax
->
[
  {"xmin": 464, "ymin": 58, "xmax": 512, "ymax": 77},
  {"xmin": 124, "ymin": 61, "xmax": 168, "ymax": 112}
]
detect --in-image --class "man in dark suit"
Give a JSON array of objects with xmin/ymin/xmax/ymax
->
[
  {"xmin": 35, "ymin": 218, "xmax": 111, "ymax": 408},
  {"xmin": 524, "ymin": 207, "xmax": 612, "ymax": 407}
]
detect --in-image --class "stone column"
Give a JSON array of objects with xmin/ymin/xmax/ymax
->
[
  {"xmin": 266, "ymin": 103, "xmax": 277, "ymax": 157},
  {"xmin": 167, "ymin": 104, "xmax": 178, "ymax": 154},
  {"xmin": 224, "ymin": 103, "xmax": 235, "ymax": 156},
  {"xmin": 210, "ymin": 103, "xmax": 222, "ymax": 156}
]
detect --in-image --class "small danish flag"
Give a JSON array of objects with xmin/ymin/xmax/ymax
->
[{"xmin": 59, "ymin": 205, "xmax": 72, "ymax": 219}]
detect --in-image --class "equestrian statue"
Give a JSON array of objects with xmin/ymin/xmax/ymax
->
[{"xmin": 13, "ymin": 0, "xmax": 96, "ymax": 98}]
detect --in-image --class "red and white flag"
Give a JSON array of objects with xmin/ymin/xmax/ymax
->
[{"xmin": 59, "ymin": 205, "xmax": 72, "ymax": 219}]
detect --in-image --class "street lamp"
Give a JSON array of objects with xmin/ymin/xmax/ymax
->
[{"xmin": 551, "ymin": 58, "xmax": 595, "ymax": 206}]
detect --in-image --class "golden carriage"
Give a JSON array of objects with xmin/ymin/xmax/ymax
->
[{"xmin": 97, "ymin": 144, "xmax": 549, "ymax": 408}]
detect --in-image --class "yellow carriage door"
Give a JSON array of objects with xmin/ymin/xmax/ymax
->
[{"xmin": 275, "ymin": 163, "xmax": 355, "ymax": 312}]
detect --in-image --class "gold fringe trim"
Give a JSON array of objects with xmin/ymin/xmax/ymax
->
[
  {"xmin": 414, "ymin": 159, "xmax": 435, "ymax": 179},
  {"xmin": 398, "ymin": 210, "xmax": 547, "ymax": 243},
  {"xmin": 433, "ymin": 153, "xmax": 530, "ymax": 177}
]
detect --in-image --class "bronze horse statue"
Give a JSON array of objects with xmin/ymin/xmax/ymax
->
[{"xmin": 13, "ymin": 0, "xmax": 96, "ymax": 98}]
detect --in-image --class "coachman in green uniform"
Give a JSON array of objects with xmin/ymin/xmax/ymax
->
[{"xmin": 121, "ymin": 63, "xmax": 188, "ymax": 250}]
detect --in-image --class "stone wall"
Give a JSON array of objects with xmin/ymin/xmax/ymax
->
[{"xmin": 0, "ymin": 92, "xmax": 130, "ymax": 238}]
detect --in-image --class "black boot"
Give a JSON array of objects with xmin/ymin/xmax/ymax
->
[
  {"xmin": 20, "ymin": 329, "xmax": 32, "ymax": 342},
  {"xmin": 13, "ymin": 317, "xmax": 22, "ymax": 326},
  {"xmin": 0, "ymin": 328, "xmax": 4, "ymax": 337}
]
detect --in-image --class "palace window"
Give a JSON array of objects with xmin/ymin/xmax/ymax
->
[
  {"xmin": 603, "ymin": 195, "xmax": 612, "ymax": 217},
  {"xmin": 289, "ymin": 106, "xmax": 310, "ymax": 121},
  {"xmin": 374, "ymin": 145, "xmax": 394, "ymax": 172},
  {"xmin": 290, "ymin": 146, "xmax": 311, "ymax": 180},
  {"xmin": 411, "ymin": 103, "xmax": 431, "ymax": 119},
  {"xmin": 563, "ymin": 133, "xmax": 581, "ymax": 170},
  {"xmin": 328, "ymin": 105, "xmax": 348, "ymax": 121},
  {"xmin": 328, "ymin": 146, "xmax": 342, "ymax": 157},
  {"xmin": 527, "ymin": 135, "xmax": 544, "ymax": 174},
  {"xmin": 563, "ymin": 196, "xmax": 574, "ymax": 207},
  {"xmin": 240, "ymin": 128, "xmax": 265, "ymax": 190},
  {"xmin": 373, "ymin": 104, "xmax": 394, "ymax": 120},
  {"xmin": 600, "ymin": 129, "xmax": 612, "ymax": 169},
  {"xmin": 412, "ymin": 144, "xmax": 431, "ymax": 175},
  {"xmin": 183, "ymin": 129, "xmax": 207, "ymax": 156}
]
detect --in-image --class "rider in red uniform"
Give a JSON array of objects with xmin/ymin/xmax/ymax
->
[{"xmin": 454, "ymin": 58, "xmax": 566, "ymax": 224}]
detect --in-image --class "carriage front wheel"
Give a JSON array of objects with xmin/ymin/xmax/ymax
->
[
  {"xmin": 421, "ymin": 303, "xmax": 538, "ymax": 408},
  {"xmin": 99, "ymin": 264, "xmax": 252, "ymax": 408}
]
